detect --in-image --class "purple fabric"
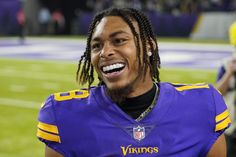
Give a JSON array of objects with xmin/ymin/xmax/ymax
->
[{"xmin": 37, "ymin": 83, "xmax": 230, "ymax": 156}]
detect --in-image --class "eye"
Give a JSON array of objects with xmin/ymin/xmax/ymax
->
[
  {"xmin": 113, "ymin": 38, "xmax": 127, "ymax": 45},
  {"xmin": 91, "ymin": 43, "xmax": 102, "ymax": 52}
]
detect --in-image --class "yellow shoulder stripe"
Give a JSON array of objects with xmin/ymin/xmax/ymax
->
[
  {"xmin": 175, "ymin": 84, "xmax": 209, "ymax": 91},
  {"xmin": 37, "ymin": 129, "xmax": 61, "ymax": 143},
  {"xmin": 40, "ymin": 102, "xmax": 46, "ymax": 108},
  {"xmin": 38, "ymin": 122, "xmax": 59, "ymax": 134},
  {"xmin": 215, "ymin": 116, "xmax": 231, "ymax": 132},
  {"xmin": 215, "ymin": 109, "xmax": 230, "ymax": 123},
  {"xmin": 216, "ymin": 89, "xmax": 222, "ymax": 95}
]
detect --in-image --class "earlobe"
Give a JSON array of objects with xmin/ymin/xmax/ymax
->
[
  {"xmin": 146, "ymin": 37, "xmax": 157, "ymax": 53},
  {"xmin": 147, "ymin": 51, "xmax": 152, "ymax": 57}
]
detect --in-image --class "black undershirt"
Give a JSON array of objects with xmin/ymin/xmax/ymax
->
[{"xmin": 117, "ymin": 83, "xmax": 157, "ymax": 119}]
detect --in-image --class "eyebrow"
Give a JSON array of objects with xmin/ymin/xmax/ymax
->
[{"xmin": 92, "ymin": 30, "xmax": 129, "ymax": 42}]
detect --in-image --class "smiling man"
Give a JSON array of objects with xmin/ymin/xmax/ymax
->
[
  {"xmin": 37, "ymin": 8, "xmax": 231, "ymax": 157},
  {"xmin": 89, "ymin": 15, "xmax": 155, "ymax": 103}
]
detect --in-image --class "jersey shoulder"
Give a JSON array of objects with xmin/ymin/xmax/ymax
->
[
  {"xmin": 161, "ymin": 82, "xmax": 210, "ymax": 94},
  {"xmin": 171, "ymin": 82, "xmax": 210, "ymax": 92},
  {"xmin": 37, "ymin": 87, "xmax": 101, "ymax": 143},
  {"xmin": 39, "ymin": 87, "xmax": 98, "ymax": 122},
  {"xmin": 162, "ymin": 82, "xmax": 231, "ymax": 132},
  {"xmin": 53, "ymin": 88, "xmax": 90, "ymax": 102}
]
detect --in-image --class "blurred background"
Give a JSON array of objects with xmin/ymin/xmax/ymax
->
[
  {"xmin": 0, "ymin": 0, "xmax": 236, "ymax": 157},
  {"xmin": 0, "ymin": 0, "xmax": 235, "ymax": 38}
]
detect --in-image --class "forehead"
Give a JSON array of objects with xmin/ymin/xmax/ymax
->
[{"xmin": 92, "ymin": 16, "xmax": 138, "ymax": 39}]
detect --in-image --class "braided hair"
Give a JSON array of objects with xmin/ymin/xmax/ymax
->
[{"xmin": 76, "ymin": 7, "xmax": 161, "ymax": 88}]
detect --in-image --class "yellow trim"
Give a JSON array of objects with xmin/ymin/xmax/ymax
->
[
  {"xmin": 38, "ymin": 122, "xmax": 59, "ymax": 134},
  {"xmin": 215, "ymin": 116, "xmax": 231, "ymax": 132},
  {"xmin": 54, "ymin": 92, "xmax": 71, "ymax": 101},
  {"xmin": 175, "ymin": 84, "xmax": 209, "ymax": 91},
  {"xmin": 54, "ymin": 89, "xmax": 89, "ymax": 101},
  {"xmin": 216, "ymin": 89, "xmax": 222, "ymax": 95},
  {"xmin": 70, "ymin": 90, "xmax": 89, "ymax": 99},
  {"xmin": 41, "ymin": 102, "xmax": 45, "ymax": 108},
  {"xmin": 37, "ymin": 129, "xmax": 60, "ymax": 143},
  {"xmin": 215, "ymin": 109, "xmax": 230, "ymax": 123},
  {"xmin": 172, "ymin": 83, "xmax": 206, "ymax": 86}
]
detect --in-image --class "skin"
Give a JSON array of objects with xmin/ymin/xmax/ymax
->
[
  {"xmin": 216, "ymin": 57, "xmax": 236, "ymax": 95},
  {"xmin": 44, "ymin": 16, "xmax": 227, "ymax": 157},
  {"xmin": 206, "ymin": 134, "xmax": 227, "ymax": 157},
  {"xmin": 90, "ymin": 16, "xmax": 153, "ymax": 98},
  {"xmin": 45, "ymin": 146, "xmax": 63, "ymax": 157}
]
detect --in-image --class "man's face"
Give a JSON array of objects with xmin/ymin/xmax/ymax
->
[{"xmin": 91, "ymin": 16, "xmax": 143, "ymax": 92}]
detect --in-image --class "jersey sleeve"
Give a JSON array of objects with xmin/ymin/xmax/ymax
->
[
  {"xmin": 37, "ymin": 94, "xmax": 61, "ymax": 143},
  {"xmin": 210, "ymin": 84, "xmax": 231, "ymax": 133}
]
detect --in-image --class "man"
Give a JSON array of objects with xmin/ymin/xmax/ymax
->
[
  {"xmin": 216, "ymin": 20, "xmax": 236, "ymax": 157},
  {"xmin": 37, "ymin": 8, "xmax": 231, "ymax": 157}
]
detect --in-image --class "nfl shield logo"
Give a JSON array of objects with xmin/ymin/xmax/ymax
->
[{"xmin": 133, "ymin": 126, "xmax": 145, "ymax": 141}]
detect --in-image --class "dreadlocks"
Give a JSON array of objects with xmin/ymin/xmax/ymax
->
[{"xmin": 76, "ymin": 7, "xmax": 161, "ymax": 88}]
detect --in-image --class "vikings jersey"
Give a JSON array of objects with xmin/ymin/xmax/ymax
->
[{"xmin": 37, "ymin": 83, "xmax": 231, "ymax": 157}]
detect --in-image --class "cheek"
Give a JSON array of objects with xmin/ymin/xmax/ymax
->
[
  {"xmin": 91, "ymin": 54, "xmax": 100, "ymax": 71},
  {"xmin": 127, "ymin": 46, "xmax": 139, "ymax": 64},
  {"xmin": 91, "ymin": 54, "xmax": 97, "ymax": 66}
]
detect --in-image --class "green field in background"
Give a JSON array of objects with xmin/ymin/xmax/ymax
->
[
  {"xmin": 1, "ymin": 35, "xmax": 228, "ymax": 44},
  {"xmin": 0, "ymin": 56, "xmax": 217, "ymax": 157}
]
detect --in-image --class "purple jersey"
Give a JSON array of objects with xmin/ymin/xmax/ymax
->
[{"xmin": 37, "ymin": 82, "xmax": 231, "ymax": 157}]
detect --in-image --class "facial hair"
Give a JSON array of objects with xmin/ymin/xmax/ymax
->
[
  {"xmin": 105, "ymin": 68, "xmax": 145, "ymax": 104},
  {"xmin": 105, "ymin": 83, "xmax": 134, "ymax": 104}
]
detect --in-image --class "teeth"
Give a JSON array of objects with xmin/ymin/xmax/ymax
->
[{"xmin": 102, "ymin": 63, "xmax": 124, "ymax": 72}]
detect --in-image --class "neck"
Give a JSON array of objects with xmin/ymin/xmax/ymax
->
[
  {"xmin": 127, "ymin": 68, "xmax": 154, "ymax": 98},
  {"xmin": 118, "ymin": 83, "xmax": 157, "ymax": 119},
  {"xmin": 106, "ymin": 73, "xmax": 154, "ymax": 103},
  {"xmin": 126, "ymin": 76, "xmax": 153, "ymax": 98}
]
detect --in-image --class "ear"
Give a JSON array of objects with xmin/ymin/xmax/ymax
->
[{"xmin": 146, "ymin": 37, "xmax": 157, "ymax": 53}]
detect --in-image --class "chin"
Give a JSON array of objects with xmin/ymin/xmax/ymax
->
[
  {"xmin": 106, "ymin": 85, "xmax": 123, "ymax": 92},
  {"xmin": 105, "ymin": 81, "xmax": 128, "ymax": 91},
  {"xmin": 105, "ymin": 82, "xmax": 133, "ymax": 103}
]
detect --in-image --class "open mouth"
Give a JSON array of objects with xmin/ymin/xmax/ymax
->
[{"xmin": 101, "ymin": 63, "xmax": 125, "ymax": 74}]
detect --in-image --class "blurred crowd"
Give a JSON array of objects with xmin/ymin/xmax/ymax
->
[
  {"xmin": 36, "ymin": 0, "xmax": 236, "ymax": 34},
  {"xmin": 39, "ymin": 0, "xmax": 236, "ymax": 13},
  {"xmin": 1, "ymin": 0, "xmax": 236, "ymax": 35},
  {"xmin": 86, "ymin": 0, "xmax": 236, "ymax": 14}
]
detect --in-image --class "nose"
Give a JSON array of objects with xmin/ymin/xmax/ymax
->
[{"xmin": 99, "ymin": 42, "xmax": 114, "ymax": 58}]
